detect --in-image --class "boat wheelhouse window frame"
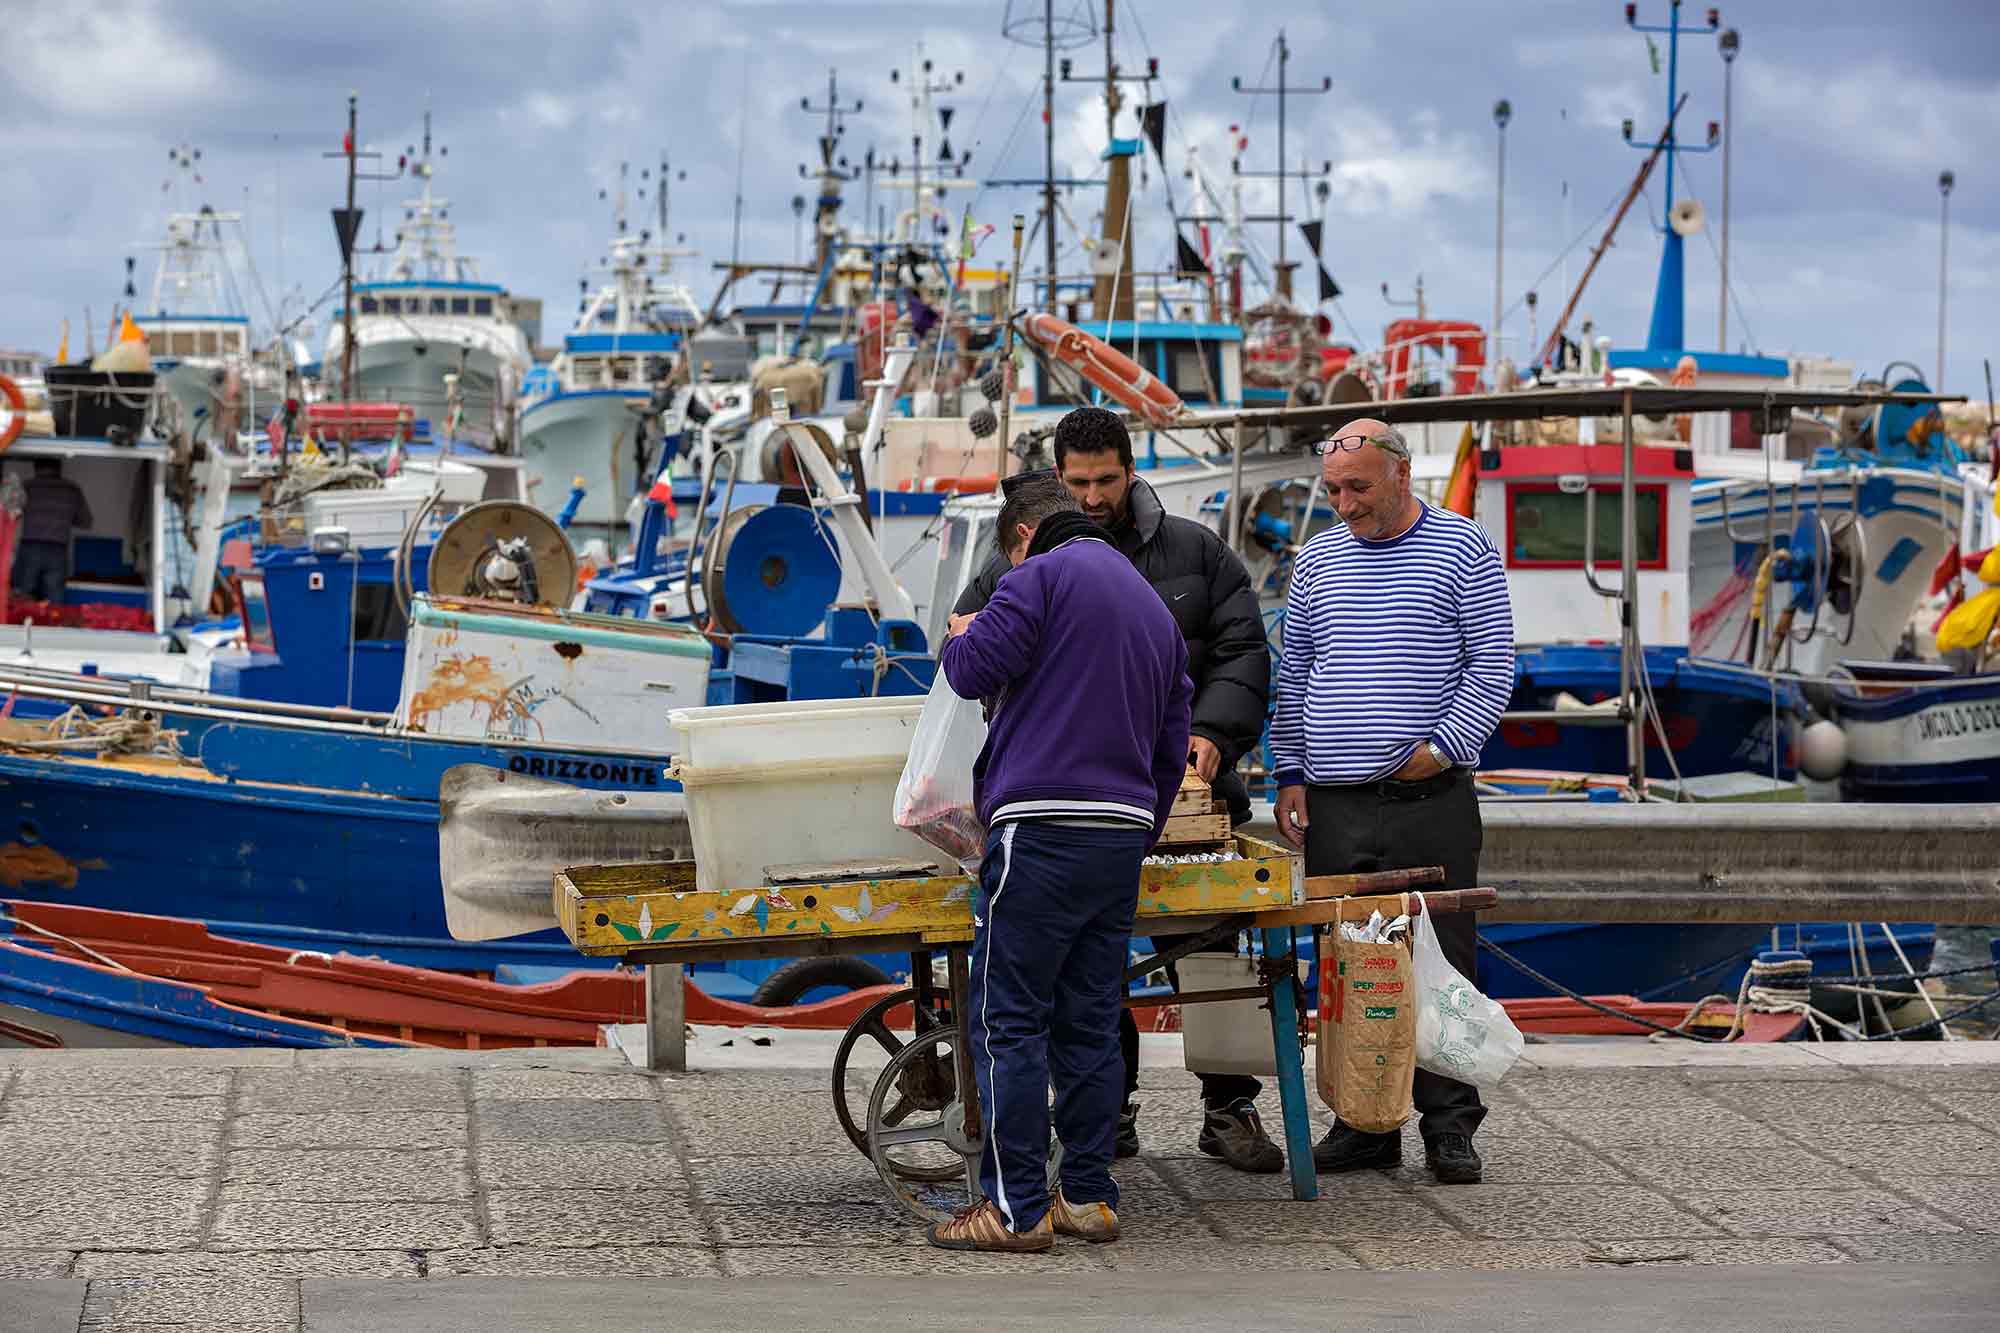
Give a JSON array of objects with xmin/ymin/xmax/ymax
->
[
  {"xmin": 381, "ymin": 296, "xmax": 402, "ymax": 315},
  {"xmin": 451, "ymin": 297, "xmax": 470, "ymax": 315},
  {"xmin": 360, "ymin": 297, "xmax": 380, "ymax": 314},
  {"xmin": 473, "ymin": 297, "xmax": 493, "ymax": 315},
  {"xmin": 429, "ymin": 296, "xmax": 449, "ymax": 315},
  {"xmin": 1504, "ymin": 482, "xmax": 1670, "ymax": 572},
  {"xmin": 232, "ymin": 573, "xmax": 277, "ymax": 654}
]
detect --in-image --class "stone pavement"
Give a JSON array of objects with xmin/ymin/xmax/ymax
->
[{"xmin": 0, "ymin": 1037, "xmax": 1995, "ymax": 1331}]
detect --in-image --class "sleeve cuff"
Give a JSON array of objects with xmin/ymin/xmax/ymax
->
[{"xmin": 1274, "ymin": 769, "xmax": 1306, "ymax": 789}]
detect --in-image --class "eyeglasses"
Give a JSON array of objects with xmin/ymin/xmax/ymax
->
[{"xmin": 1310, "ymin": 431, "xmax": 1407, "ymax": 458}]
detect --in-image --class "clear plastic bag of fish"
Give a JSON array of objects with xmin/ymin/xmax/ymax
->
[
  {"xmin": 891, "ymin": 672, "xmax": 988, "ymax": 869},
  {"xmin": 1338, "ymin": 910, "xmax": 1410, "ymax": 943},
  {"xmin": 1410, "ymin": 891, "xmax": 1523, "ymax": 1091}
]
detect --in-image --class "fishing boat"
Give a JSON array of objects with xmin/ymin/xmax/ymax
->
[
  {"xmin": 320, "ymin": 114, "xmax": 533, "ymax": 448},
  {"xmin": 517, "ymin": 165, "xmax": 704, "ymax": 537}
]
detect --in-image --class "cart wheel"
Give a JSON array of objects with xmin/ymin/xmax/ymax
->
[
  {"xmin": 863, "ymin": 1023, "xmax": 1066, "ymax": 1226},
  {"xmin": 832, "ymin": 987, "xmax": 958, "ymax": 1182},
  {"xmin": 865, "ymin": 1023, "xmax": 984, "ymax": 1223}
]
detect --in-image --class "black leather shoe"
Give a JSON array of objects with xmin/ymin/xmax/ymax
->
[
  {"xmin": 1311, "ymin": 1122, "xmax": 1401, "ymax": 1174},
  {"xmin": 1197, "ymin": 1099, "xmax": 1284, "ymax": 1174},
  {"xmin": 1424, "ymin": 1132, "xmax": 1483, "ymax": 1184},
  {"xmin": 1115, "ymin": 1101, "xmax": 1140, "ymax": 1159}
]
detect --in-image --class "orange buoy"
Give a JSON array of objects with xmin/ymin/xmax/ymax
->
[
  {"xmin": 0, "ymin": 375, "xmax": 24, "ymax": 453},
  {"xmin": 1022, "ymin": 314, "xmax": 1184, "ymax": 429}
]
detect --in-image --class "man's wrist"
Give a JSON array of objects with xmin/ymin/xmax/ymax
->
[
  {"xmin": 1274, "ymin": 769, "xmax": 1305, "ymax": 789},
  {"xmin": 1425, "ymin": 740, "xmax": 1453, "ymax": 770}
]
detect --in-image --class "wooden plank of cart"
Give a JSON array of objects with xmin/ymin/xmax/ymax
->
[{"xmin": 553, "ymin": 809, "xmax": 1497, "ymax": 1224}]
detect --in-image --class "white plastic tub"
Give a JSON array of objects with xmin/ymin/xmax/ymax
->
[
  {"xmin": 1177, "ymin": 954, "xmax": 1307, "ymax": 1078},
  {"xmin": 668, "ymin": 697, "xmax": 938, "ymax": 891}
]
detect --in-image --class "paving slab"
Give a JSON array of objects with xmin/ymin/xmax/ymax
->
[
  {"xmin": 220, "ymin": 1148, "xmax": 472, "ymax": 1203},
  {"xmin": 1807, "ymin": 1120, "xmax": 2000, "ymax": 1173},
  {"xmin": 706, "ymin": 1201, "xmax": 911, "ymax": 1248},
  {"xmin": 1420, "ymin": 1182, "xmax": 1720, "ymax": 1241},
  {"xmin": 1614, "ymin": 1145, "xmax": 1869, "ymax": 1192},
  {"xmin": 209, "ymin": 1200, "xmax": 480, "ymax": 1252},
  {"xmin": 1886, "ymin": 1175, "xmax": 2000, "ymax": 1232},
  {"xmin": 1528, "ymin": 1105, "xmax": 1789, "ymax": 1149},
  {"xmin": 1676, "ymin": 1186, "xmax": 1966, "ymax": 1237},
  {"xmin": 79, "ymin": 1274, "xmax": 298, "ymax": 1328},
  {"xmin": 1704, "ymin": 1081, "xmax": 1968, "ymax": 1125},
  {"xmin": 229, "ymin": 1111, "xmax": 468, "ymax": 1151},
  {"xmin": 475, "ymin": 1098, "xmax": 672, "ymax": 1144},
  {"xmin": 478, "ymin": 1141, "xmax": 686, "ymax": 1192},
  {"xmin": 0, "ymin": 1279, "xmax": 83, "ymax": 1333},
  {"xmin": 73, "ymin": 1249, "xmax": 419, "ymax": 1279},
  {"xmin": 234, "ymin": 1068, "xmax": 465, "ymax": 1113},
  {"xmin": 470, "ymin": 1069, "xmax": 661, "ymax": 1101},
  {"xmin": 6, "ymin": 1065, "xmax": 231, "ymax": 1097},
  {"xmin": 485, "ymin": 1189, "xmax": 707, "ymax": 1248},
  {"xmin": 426, "ymin": 1245, "xmax": 723, "ymax": 1278},
  {"xmin": 1104, "ymin": 1240, "xmax": 1360, "ymax": 1272},
  {"xmin": 1, "ymin": 1094, "xmax": 226, "ymax": 1125},
  {"xmin": 687, "ymin": 1153, "xmax": 888, "ymax": 1206},
  {"xmin": 0, "ymin": 1179, "xmax": 208, "ymax": 1250},
  {"xmin": 1201, "ymin": 1196, "xmax": 1460, "ymax": 1242},
  {"xmin": 717, "ymin": 1243, "xmax": 1110, "ymax": 1277},
  {"xmin": 0, "ymin": 1250, "xmax": 73, "ymax": 1278},
  {"xmin": 0, "ymin": 1120, "xmax": 221, "ymax": 1180}
]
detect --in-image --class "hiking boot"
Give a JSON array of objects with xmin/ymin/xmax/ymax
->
[
  {"xmin": 1114, "ymin": 1101, "xmax": 1140, "ymax": 1159},
  {"xmin": 1311, "ymin": 1122, "xmax": 1401, "ymax": 1174},
  {"xmin": 925, "ymin": 1199, "xmax": 1054, "ymax": 1253},
  {"xmin": 1197, "ymin": 1098, "xmax": 1284, "ymax": 1174},
  {"xmin": 1049, "ymin": 1188, "xmax": 1119, "ymax": 1244},
  {"xmin": 1424, "ymin": 1133, "xmax": 1483, "ymax": 1185}
]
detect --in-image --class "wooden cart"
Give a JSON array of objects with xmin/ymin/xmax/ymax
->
[{"xmin": 554, "ymin": 832, "xmax": 1493, "ymax": 1221}]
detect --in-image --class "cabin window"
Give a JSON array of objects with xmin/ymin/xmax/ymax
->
[
  {"xmin": 1163, "ymin": 342, "xmax": 1223, "ymax": 403},
  {"xmin": 223, "ymin": 330, "xmax": 244, "ymax": 355},
  {"xmin": 430, "ymin": 297, "xmax": 449, "ymax": 315},
  {"xmin": 609, "ymin": 359, "xmax": 631, "ymax": 385},
  {"xmin": 380, "ymin": 297, "xmax": 401, "ymax": 315},
  {"xmin": 451, "ymin": 297, "xmax": 470, "ymax": 315},
  {"xmin": 351, "ymin": 582, "xmax": 408, "ymax": 643},
  {"xmin": 473, "ymin": 297, "xmax": 493, "ymax": 315},
  {"xmin": 1506, "ymin": 484, "xmax": 1668, "ymax": 570},
  {"xmin": 197, "ymin": 331, "xmax": 221, "ymax": 357},
  {"xmin": 235, "ymin": 575, "xmax": 276, "ymax": 653},
  {"xmin": 360, "ymin": 297, "xmax": 379, "ymax": 314},
  {"xmin": 167, "ymin": 331, "xmax": 197, "ymax": 357}
]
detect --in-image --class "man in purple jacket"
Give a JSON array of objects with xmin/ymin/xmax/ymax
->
[{"xmin": 927, "ymin": 478, "xmax": 1193, "ymax": 1254}]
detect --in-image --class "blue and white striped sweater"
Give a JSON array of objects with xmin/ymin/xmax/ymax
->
[{"xmin": 1270, "ymin": 502, "xmax": 1515, "ymax": 786}]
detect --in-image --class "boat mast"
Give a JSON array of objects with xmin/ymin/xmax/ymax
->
[
  {"xmin": 1229, "ymin": 31, "xmax": 1329, "ymax": 305},
  {"xmin": 324, "ymin": 95, "xmax": 399, "ymax": 444},
  {"xmin": 1623, "ymin": 1, "xmax": 1722, "ymax": 353}
]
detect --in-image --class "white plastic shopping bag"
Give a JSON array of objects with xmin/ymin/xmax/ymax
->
[
  {"xmin": 1410, "ymin": 892, "xmax": 1524, "ymax": 1091},
  {"xmin": 891, "ymin": 672, "xmax": 988, "ymax": 868}
]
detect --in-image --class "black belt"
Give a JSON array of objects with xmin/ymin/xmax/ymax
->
[{"xmin": 1321, "ymin": 769, "xmax": 1462, "ymax": 802}]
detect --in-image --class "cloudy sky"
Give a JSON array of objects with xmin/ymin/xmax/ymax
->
[{"xmin": 4, "ymin": 0, "xmax": 1994, "ymax": 392}]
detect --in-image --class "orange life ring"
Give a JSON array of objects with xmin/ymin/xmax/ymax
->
[
  {"xmin": 0, "ymin": 375, "xmax": 23, "ymax": 453},
  {"xmin": 1023, "ymin": 314, "xmax": 1184, "ymax": 429}
]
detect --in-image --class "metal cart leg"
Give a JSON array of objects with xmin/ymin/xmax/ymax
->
[
  {"xmin": 1261, "ymin": 927, "xmax": 1319, "ymax": 1201},
  {"xmin": 947, "ymin": 945, "xmax": 984, "ymax": 1203}
]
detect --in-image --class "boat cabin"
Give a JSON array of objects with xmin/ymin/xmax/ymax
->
[
  {"xmin": 1474, "ymin": 442, "xmax": 1696, "ymax": 648},
  {"xmin": 133, "ymin": 314, "xmax": 250, "ymax": 365},
  {"xmin": 352, "ymin": 280, "xmax": 507, "ymax": 321},
  {"xmin": 1, "ymin": 438, "xmax": 172, "ymax": 634}
]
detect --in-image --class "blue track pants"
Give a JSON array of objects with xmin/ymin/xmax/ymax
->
[{"xmin": 969, "ymin": 819, "xmax": 1149, "ymax": 1232}]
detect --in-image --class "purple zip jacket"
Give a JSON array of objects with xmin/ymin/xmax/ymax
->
[{"xmin": 940, "ymin": 534, "xmax": 1193, "ymax": 842}]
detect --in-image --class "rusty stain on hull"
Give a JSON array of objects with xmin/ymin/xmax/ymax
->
[
  {"xmin": 0, "ymin": 843, "xmax": 106, "ymax": 891},
  {"xmin": 552, "ymin": 641, "xmax": 584, "ymax": 661},
  {"xmin": 405, "ymin": 653, "xmax": 542, "ymax": 738}
]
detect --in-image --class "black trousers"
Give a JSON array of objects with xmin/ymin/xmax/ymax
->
[
  {"xmin": 1308, "ymin": 772, "xmax": 1487, "ymax": 1141},
  {"xmin": 11, "ymin": 541, "xmax": 68, "ymax": 603}
]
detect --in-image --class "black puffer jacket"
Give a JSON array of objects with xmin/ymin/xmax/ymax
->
[{"xmin": 952, "ymin": 477, "xmax": 1270, "ymax": 817}]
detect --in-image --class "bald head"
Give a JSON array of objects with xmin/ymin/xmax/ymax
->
[{"xmin": 1321, "ymin": 417, "xmax": 1419, "ymax": 541}]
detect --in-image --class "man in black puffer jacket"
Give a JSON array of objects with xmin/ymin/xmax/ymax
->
[{"xmin": 952, "ymin": 406, "xmax": 1280, "ymax": 1173}]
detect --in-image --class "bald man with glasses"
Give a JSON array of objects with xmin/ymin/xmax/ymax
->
[{"xmin": 1270, "ymin": 418, "xmax": 1515, "ymax": 1184}]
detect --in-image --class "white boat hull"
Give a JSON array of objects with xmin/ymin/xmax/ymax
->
[
  {"xmin": 1689, "ymin": 468, "xmax": 1965, "ymax": 674},
  {"xmin": 517, "ymin": 389, "xmax": 656, "ymax": 528}
]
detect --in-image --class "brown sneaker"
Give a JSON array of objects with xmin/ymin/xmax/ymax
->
[
  {"xmin": 1049, "ymin": 1189, "xmax": 1119, "ymax": 1244},
  {"xmin": 926, "ymin": 1199, "xmax": 1054, "ymax": 1253}
]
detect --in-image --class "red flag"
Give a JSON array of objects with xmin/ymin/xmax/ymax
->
[{"xmin": 648, "ymin": 474, "xmax": 678, "ymax": 519}]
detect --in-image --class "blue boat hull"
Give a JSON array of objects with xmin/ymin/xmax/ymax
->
[
  {"xmin": 1482, "ymin": 644, "xmax": 1803, "ymax": 779},
  {"xmin": 1833, "ymin": 672, "xmax": 2000, "ymax": 802}
]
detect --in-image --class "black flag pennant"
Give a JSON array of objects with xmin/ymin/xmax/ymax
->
[
  {"xmin": 1318, "ymin": 263, "xmax": 1342, "ymax": 303},
  {"xmin": 331, "ymin": 208, "xmax": 364, "ymax": 264},
  {"xmin": 1139, "ymin": 102, "xmax": 1168, "ymax": 161},
  {"xmin": 1175, "ymin": 231, "xmax": 1209, "ymax": 278},
  {"xmin": 1299, "ymin": 219, "xmax": 1324, "ymax": 257},
  {"xmin": 939, "ymin": 106, "xmax": 954, "ymax": 132}
]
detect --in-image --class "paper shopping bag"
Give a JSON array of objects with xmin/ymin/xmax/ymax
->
[{"xmin": 1315, "ymin": 906, "xmax": 1416, "ymax": 1134}]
